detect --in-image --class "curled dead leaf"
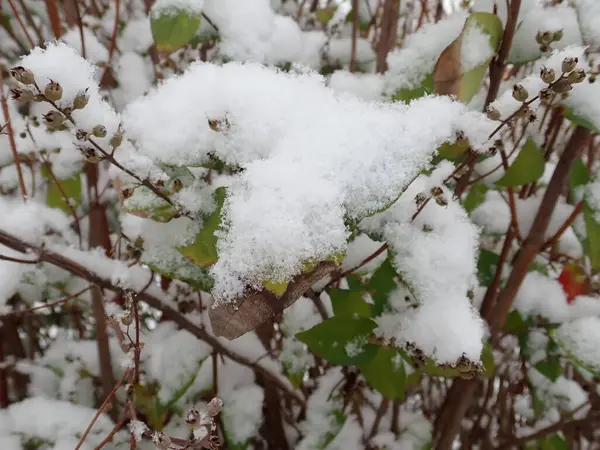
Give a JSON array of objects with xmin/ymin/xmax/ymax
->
[{"xmin": 210, "ymin": 261, "xmax": 337, "ymax": 339}]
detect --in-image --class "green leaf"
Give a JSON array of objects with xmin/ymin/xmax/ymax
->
[
  {"xmin": 150, "ymin": 6, "xmax": 203, "ymax": 52},
  {"xmin": 457, "ymin": 13, "xmax": 503, "ymax": 103},
  {"xmin": 315, "ymin": 6, "xmax": 337, "ymax": 24},
  {"xmin": 329, "ymin": 288, "xmax": 373, "ymax": 318},
  {"xmin": 496, "ymin": 138, "xmax": 545, "ymax": 187},
  {"xmin": 433, "ymin": 12, "xmax": 503, "ymax": 103},
  {"xmin": 392, "ymin": 74, "xmax": 434, "ymax": 103},
  {"xmin": 359, "ymin": 347, "xmax": 406, "ymax": 400},
  {"xmin": 477, "ymin": 249, "xmax": 500, "ymax": 287},
  {"xmin": 534, "ymin": 358, "xmax": 562, "ymax": 382},
  {"xmin": 463, "ymin": 182, "xmax": 488, "ymax": 213},
  {"xmin": 177, "ymin": 187, "xmax": 225, "ymax": 267},
  {"xmin": 437, "ymin": 140, "xmax": 470, "ymax": 161},
  {"xmin": 145, "ymin": 255, "xmax": 214, "ymax": 291},
  {"xmin": 540, "ymin": 434, "xmax": 568, "ymax": 450},
  {"xmin": 563, "ymin": 107, "xmax": 600, "ymax": 134},
  {"xmin": 296, "ymin": 316, "xmax": 378, "ymax": 365},
  {"xmin": 505, "ymin": 310, "xmax": 527, "ymax": 334},
  {"xmin": 367, "ymin": 258, "xmax": 397, "ymax": 316},
  {"xmin": 41, "ymin": 165, "xmax": 81, "ymax": 214},
  {"xmin": 583, "ymin": 203, "xmax": 600, "ymax": 272},
  {"xmin": 569, "ymin": 158, "xmax": 590, "ymax": 193},
  {"xmin": 481, "ymin": 342, "xmax": 495, "ymax": 377}
]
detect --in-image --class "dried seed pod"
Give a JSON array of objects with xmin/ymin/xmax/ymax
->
[
  {"xmin": 552, "ymin": 29, "xmax": 564, "ymax": 42},
  {"xmin": 551, "ymin": 78, "xmax": 572, "ymax": 94},
  {"xmin": 206, "ymin": 397, "xmax": 223, "ymax": 417},
  {"xmin": 186, "ymin": 407, "xmax": 201, "ymax": 429},
  {"xmin": 430, "ymin": 186, "xmax": 443, "ymax": 197},
  {"xmin": 415, "ymin": 192, "xmax": 427, "ymax": 206},
  {"xmin": 73, "ymin": 89, "xmax": 89, "ymax": 110},
  {"xmin": 567, "ymin": 68, "xmax": 586, "ymax": 84},
  {"xmin": 539, "ymin": 88, "xmax": 554, "ymax": 105},
  {"xmin": 79, "ymin": 147, "xmax": 103, "ymax": 163},
  {"xmin": 120, "ymin": 311, "xmax": 132, "ymax": 326},
  {"xmin": 43, "ymin": 111, "xmax": 65, "ymax": 130},
  {"xmin": 9, "ymin": 66, "xmax": 35, "ymax": 85},
  {"xmin": 92, "ymin": 124, "xmax": 107, "ymax": 138},
  {"xmin": 10, "ymin": 88, "xmax": 34, "ymax": 103},
  {"xmin": 435, "ymin": 195, "xmax": 448, "ymax": 207},
  {"xmin": 561, "ymin": 56, "xmax": 578, "ymax": 74},
  {"xmin": 44, "ymin": 80, "xmax": 63, "ymax": 101},
  {"xmin": 540, "ymin": 66, "xmax": 556, "ymax": 84},
  {"xmin": 526, "ymin": 110, "xmax": 537, "ymax": 123},
  {"xmin": 75, "ymin": 129, "xmax": 89, "ymax": 141},
  {"xmin": 422, "ymin": 224, "xmax": 433, "ymax": 232},
  {"xmin": 109, "ymin": 130, "xmax": 123, "ymax": 148},
  {"xmin": 152, "ymin": 432, "xmax": 171, "ymax": 450},
  {"xmin": 512, "ymin": 84, "xmax": 529, "ymax": 102},
  {"xmin": 589, "ymin": 75, "xmax": 597, "ymax": 84},
  {"xmin": 535, "ymin": 31, "xmax": 553, "ymax": 45},
  {"xmin": 486, "ymin": 106, "xmax": 501, "ymax": 121}
]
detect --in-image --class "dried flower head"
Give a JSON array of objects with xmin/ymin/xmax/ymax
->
[
  {"xmin": 43, "ymin": 111, "xmax": 65, "ymax": 130},
  {"xmin": 539, "ymin": 88, "xmax": 554, "ymax": 105},
  {"xmin": 73, "ymin": 89, "xmax": 89, "ymax": 110},
  {"xmin": 92, "ymin": 124, "xmax": 107, "ymax": 138},
  {"xmin": 486, "ymin": 106, "xmax": 501, "ymax": 121},
  {"xmin": 206, "ymin": 397, "xmax": 223, "ymax": 417},
  {"xmin": 44, "ymin": 80, "xmax": 63, "ymax": 102},
  {"xmin": 152, "ymin": 431, "xmax": 171, "ymax": 450},
  {"xmin": 551, "ymin": 78, "xmax": 572, "ymax": 94},
  {"xmin": 10, "ymin": 88, "xmax": 34, "ymax": 103},
  {"xmin": 9, "ymin": 66, "xmax": 35, "ymax": 85},
  {"xmin": 552, "ymin": 29, "xmax": 564, "ymax": 42},
  {"xmin": 567, "ymin": 68, "xmax": 586, "ymax": 84},
  {"xmin": 561, "ymin": 57, "xmax": 578, "ymax": 74},
  {"xmin": 512, "ymin": 84, "xmax": 529, "ymax": 102},
  {"xmin": 540, "ymin": 66, "xmax": 555, "ymax": 84}
]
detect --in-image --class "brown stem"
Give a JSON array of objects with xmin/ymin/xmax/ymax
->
[
  {"xmin": 0, "ymin": 229, "xmax": 306, "ymax": 406},
  {"xmin": 0, "ymin": 286, "xmax": 91, "ymax": 319},
  {"xmin": 44, "ymin": 0, "xmax": 63, "ymax": 38},
  {"xmin": 74, "ymin": 369, "xmax": 130, "ymax": 450},
  {"xmin": 542, "ymin": 200, "xmax": 584, "ymax": 250},
  {"xmin": 484, "ymin": 0, "xmax": 522, "ymax": 109},
  {"xmin": 349, "ymin": 0, "xmax": 360, "ymax": 72},
  {"xmin": 487, "ymin": 126, "xmax": 590, "ymax": 336},
  {"xmin": 0, "ymin": 69, "xmax": 28, "ymax": 200},
  {"xmin": 6, "ymin": 0, "xmax": 35, "ymax": 48},
  {"xmin": 376, "ymin": 0, "xmax": 400, "ymax": 73}
]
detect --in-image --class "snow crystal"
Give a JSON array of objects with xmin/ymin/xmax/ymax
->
[
  {"xmin": 123, "ymin": 61, "xmax": 494, "ymax": 301},
  {"xmin": 555, "ymin": 316, "xmax": 600, "ymax": 372}
]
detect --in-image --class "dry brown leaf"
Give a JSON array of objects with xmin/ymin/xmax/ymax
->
[
  {"xmin": 433, "ymin": 35, "xmax": 463, "ymax": 98},
  {"xmin": 210, "ymin": 261, "xmax": 337, "ymax": 339}
]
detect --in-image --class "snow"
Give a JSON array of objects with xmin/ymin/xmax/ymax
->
[
  {"xmin": 384, "ymin": 12, "xmax": 467, "ymax": 95},
  {"xmin": 573, "ymin": 0, "xmax": 600, "ymax": 51},
  {"xmin": 123, "ymin": 60, "xmax": 494, "ymax": 301},
  {"xmin": 514, "ymin": 272, "xmax": 600, "ymax": 323},
  {"xmin": 61, "ymin": 27, "xmax": 109, "ymax": 63},
  {"xmin": 151, "ymin": 0, "xmax": 204, "ymax": 17},
  {"xmin": 489, "ymin": 46, "xmax": 587, "ymax": 120},
  {"xmin": 329, "ymin": 71, "xmax": 385, "ymax": 101},
  {"xmin": 221, "ymin": 384, "xmax": 264, "ymax": 443},
  {"xmin": 555, "ymin": 316, "xmax": 600, "ymax": 372},
  {"xmin": 460, "ymin": 20, "xmax": 495, "ymax": 72},
  {"xmin": 362, "ymin": 164, "xmax": 485, "ymax": 363},
  {"xmin": 16, "ymin": 42, "xmax": 122, "ymax": 151},
  {"xmin": 508, "ymin": 4, "xmax": 583, "ymax": 64}
]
